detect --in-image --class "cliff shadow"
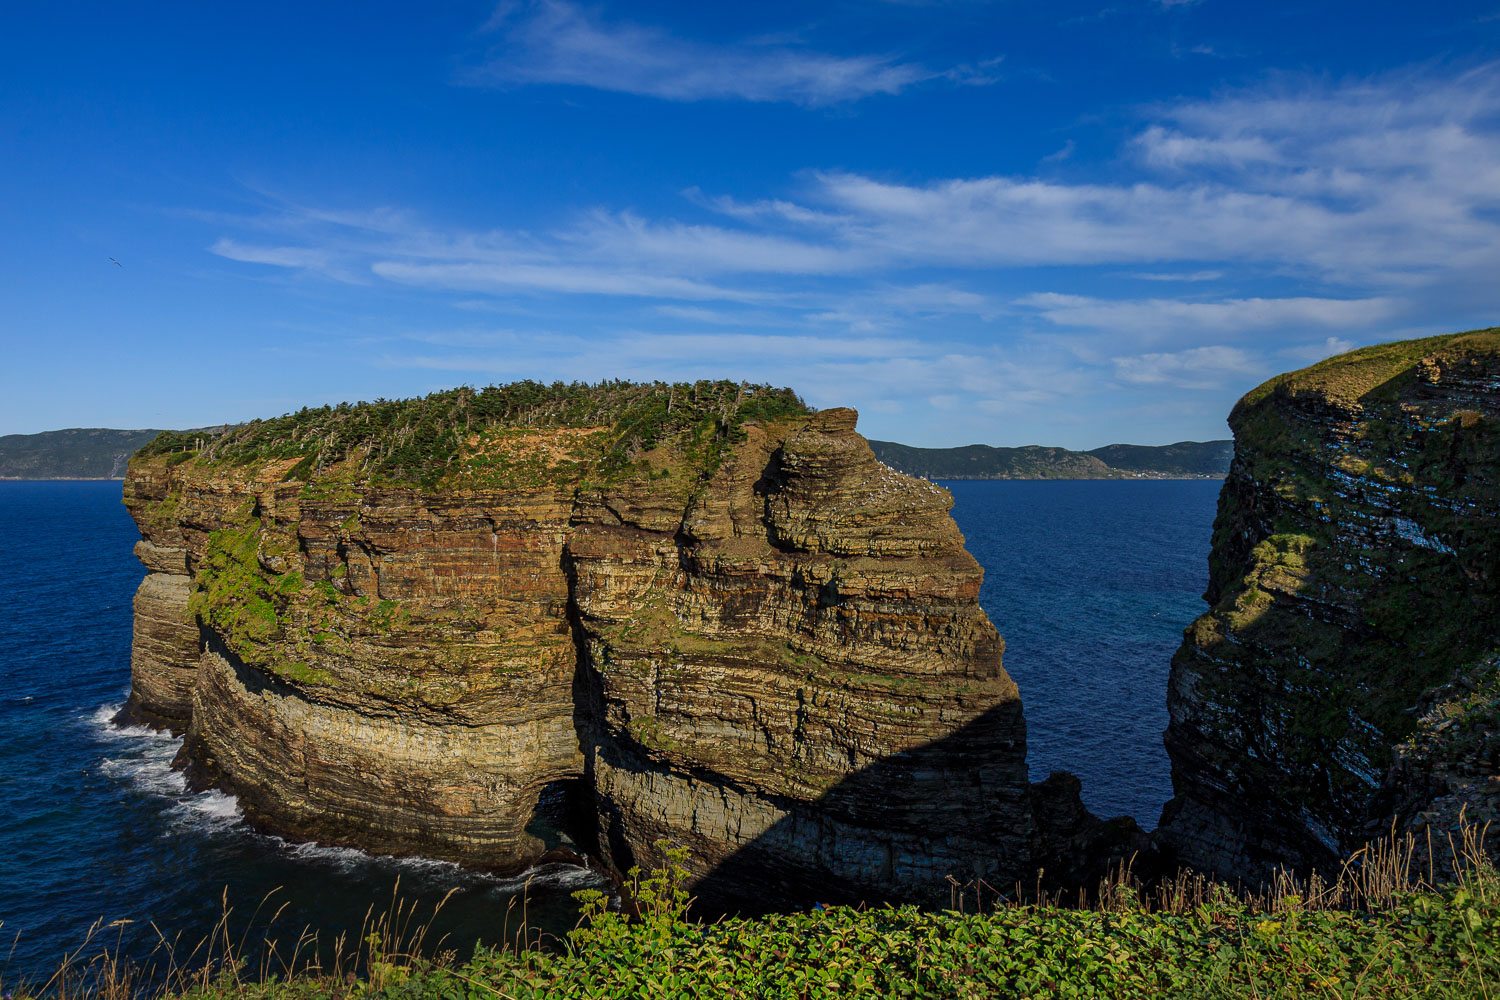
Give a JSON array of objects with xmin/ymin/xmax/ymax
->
[{"xmin": 591, "ymin": 701, "xmax": 1150, "ymax": 917}]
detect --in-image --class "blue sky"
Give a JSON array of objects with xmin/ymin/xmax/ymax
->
[{"xmin": 3, "ymin": 2, "xmax": 1498, "ymax": 447}]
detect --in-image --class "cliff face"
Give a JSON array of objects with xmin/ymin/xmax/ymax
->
[
  {"xmin": 122, "ymin": 384, "xmax": 1115, "ymax": 907},
  {"xmin": 1160, "ymin": 330, "xmax": 1500, "ymax": 879}
]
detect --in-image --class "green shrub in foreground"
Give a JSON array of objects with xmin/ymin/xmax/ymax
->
[{"xmin": 157, "ymin": 845, "xmax": 1500, "ymax": 1000}]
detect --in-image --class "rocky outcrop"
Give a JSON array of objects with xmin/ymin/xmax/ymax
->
[
  {"xmin": 1378, "ymin": 651, "xmax": 1500, "ymax": 877},
  {"xmin": 1159, "ymin": 329, "xmax": 1500, "ymax": 880},
  {"xmin": 123, "ymin": 384, "xmax": 1128, "ymax": 907}
]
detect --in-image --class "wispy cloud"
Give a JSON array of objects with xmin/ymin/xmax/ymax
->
[
  {"xmin": 1041, "ymin": 139, "xmax": 1076, "ymax": 163},
  {"xmin": 1112, "ymin": 346, "xmax": 1261, "ymax": 390},
  {"xmin": 209, "ymin": 238, "xmax": 358, "ymax": 281},
  {"xmin": 1131, "ymin": 270, "xmax": 1224, "ymax": 282},
  {"xmin": 206, "ymin": 65, "xmax": 1500, "ymax": 306},
  {"xmin": 371, "ymin": 259, "xmax": 753, "ymax": 301},
  {"xmin": 1018, "ymin": 293, "xmax": 1397, "ymax": 338},
  {"xmin": 468, "ymin": 1, "xmax": 970, "ymax": 106},
  {"xmin": 197, "ymin": 63, "xmax": 1500, "ymax": 444}
]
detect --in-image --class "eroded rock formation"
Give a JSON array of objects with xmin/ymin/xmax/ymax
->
[
  {"xmin": 1159, "ymin": 329, "xmax": 1500, "ymax": 880},
  {"xmin": 122, "ymin": 383, "xmax": 1126, "ymax": 907}
]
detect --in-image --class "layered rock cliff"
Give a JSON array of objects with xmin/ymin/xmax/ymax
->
[
  {"xmin": 1160, "ymin": 329, "xmax": 1500, "ymax": 880},
  {"xmin": 122, "ymin": 382, "xmax": 1123, "ymax": 908}
]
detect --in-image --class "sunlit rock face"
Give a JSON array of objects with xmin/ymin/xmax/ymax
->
[
  {"xmin": 1159, "ymin": 330, "xmax": 1500, "ymax": 881},
  {"xmin": 570, "ymin": 409, "xmax": 1033, "ymax": 907},
  {"xmin": 122, "ymin": 385, "xmax": 1113, "ymax": 906}
]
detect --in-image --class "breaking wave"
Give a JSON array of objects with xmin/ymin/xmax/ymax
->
[
  {"xmin": 88, "ymin": 700, "xmax": 244, "ymax": 833},
  {"xmin": 84, "ymin": 701, "xmax": 604, "ymax": 893}
]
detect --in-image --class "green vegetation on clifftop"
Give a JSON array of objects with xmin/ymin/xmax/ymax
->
[
  {"xmin": 140, "ymin": 380, "xmax": 811, "ymax": 490},
  {"xmin": 1237, "ymin": 327, "xmax": 1500, "ymax": 411}
]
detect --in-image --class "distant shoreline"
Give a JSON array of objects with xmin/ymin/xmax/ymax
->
[{"xmin": 869, "ymin": 438, "xmax": 1233, "ymax": 480}]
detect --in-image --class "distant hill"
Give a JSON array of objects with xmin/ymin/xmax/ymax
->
[
  {"xmin": 1085, "ymin": 441, "xmax": 1235, "ymax": 477},
  {"xmin": 868, "ymin": 439, "xmax": 1232, "ymax": 480},
  {"xmin": 0, "ymin": 428, "xmax": 164, "ymax": 480}
]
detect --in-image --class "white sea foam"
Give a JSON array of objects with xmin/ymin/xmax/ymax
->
[
  {"xmin": 86, "ymin": 700, "xmax": 243, "ymax": 832},
  {"xmin": 183, "ymin": 789, "xmax": 243, "ymax": 822},
  {"xmin": 280, "ymin": 838, "xmax": 468, "ymax": 877},
  {"xmin": 274, "ymin": 839, "xmax": 604, "ymax": 893},
  {"xmin": 83, "ymin": 701, "xmax": 606, "ymax": 893},
  {"xmin": 500, "ymin": 863, "xmax": 606, "ymax": 893},
  {"xmin": 87, "ymin": 701, "xmax": 176, "ymax": 742}
]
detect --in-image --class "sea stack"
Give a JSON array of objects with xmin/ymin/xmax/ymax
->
[{"xmin": 120, "ymin": 382, "xmax": 1126, "ymax": 908}]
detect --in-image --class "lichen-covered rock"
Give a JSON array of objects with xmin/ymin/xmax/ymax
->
[
  {"xmin": 1159, "ymin": 329, "xmax": 1500, "ymax": 880},
  {"xmin": 122, "ymin": 382, "xmax": 1104, "ymax": 905}
]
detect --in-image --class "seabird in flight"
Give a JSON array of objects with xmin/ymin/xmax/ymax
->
[{"xmin": 109, "ymin": 257, "xmax": 122, "ymax": 267}]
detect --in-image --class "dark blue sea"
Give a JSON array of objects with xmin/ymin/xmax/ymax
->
[
  {"xmin": 942, "ymin": 480, "xmax": 1220, "ymax": 820},
  {"xmin": 0, "ymin": 478, "xmax": 1218, "ymax": 983},
  {"xmin": 0, "ymin": 482, "xmax": 603, "ymax": 988}
]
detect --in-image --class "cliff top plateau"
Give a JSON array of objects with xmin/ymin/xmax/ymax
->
[{"xmin": 137, "ymin": 380, "xmax": 813, "ymax": 490}]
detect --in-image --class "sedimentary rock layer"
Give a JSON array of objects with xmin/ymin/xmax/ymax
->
[
  {"xmin": 1159, "ymin": 330, "xmax": 1500, "ymax": 880},
  {"xmin": 123, "ymin": 385, "xmax": 1107, "ymax": 904},
  {"xmin": 570, "ymin": 409, "xmax": 1032, "ymax": 905}
]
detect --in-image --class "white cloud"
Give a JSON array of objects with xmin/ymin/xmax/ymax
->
[
  {"xmin": 1018, "ymin": 293, "xmax": 1397, "ymax": 337},
  {"xmin": 370, "ymin": 259, "xmax": 753, "ymax": 302},
  {"xmin": 1131, "ymin": 270, "xmax": 1224, "ymax": 282},
  {"xmin": 1112, "ymin": 346, "xmax": 1262, "ymax": 389},
  {"xmin": 653, "ymin": 305, "xmax": 748, "ymax": 325},
  {"xmin": 1281, "ymin": 336, "xmax": 1358, "ymax": 362},
  {"xmin": 1041, "ymin": 139, "xmax": 1076, "ymax": 163},
  {"xmin": 878, "ymin": 283, "xmax": 995, "ymax": 315},
  {"xmin": 469, "ymin": 1, "xmax": 951, "ymax": 106},
  {"xmin": 205, "ymin": 65, "xmax": 1500, "ymax": 313},
  {"xmin": 573, "ymin": 210, "xmax": 866, "ymax": 275},
  {"xmin": 624, "ymin": 332, "xmax": 931, "ymax": 362},
  {"xmin": 1135, "ymin": 125, "xmax": 1282, "ymax": 168},
  {"xmin": 210, "ymin": 238, "xmax": 341, "ymax": 274}
]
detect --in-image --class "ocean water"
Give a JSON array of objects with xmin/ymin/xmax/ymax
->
[
  {"xmin": 943, "ymin": 479, "xmax": 1220, "ymax": 822},
  {"xmin": 0, "ymin": 477, "xmax": 1218, "ymax": 982},
  {"xmin": 0, "ymin": 482, "xmax": 604, "ymax": 987}
]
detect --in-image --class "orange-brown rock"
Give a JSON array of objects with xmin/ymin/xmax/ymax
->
[{"xmin": 122, "ymin": 384, "xmax": 1120, "ymax": 906}]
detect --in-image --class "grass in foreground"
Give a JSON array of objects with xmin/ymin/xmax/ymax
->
[{"xmin": 8, "ymin": 827, "xmax": 1500, "ymax": 1000}]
